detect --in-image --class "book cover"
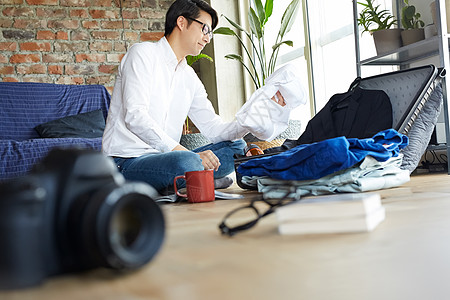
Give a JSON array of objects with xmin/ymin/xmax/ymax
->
[
  {"xmin": 278, "ymin": 206, "xmax": 386, "ymax": 235},
  {"xmin": 276, "ymin": 192, "xmax": 382, "ymax": 222}
]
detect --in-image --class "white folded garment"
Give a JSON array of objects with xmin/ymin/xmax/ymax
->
[
  {"xmin": 251, "ymin": 155, "xmax": 410, "ymax": 198},
  {"xmin": 236, "ymin": 64, "xmax": 306, "ymax": 141}
]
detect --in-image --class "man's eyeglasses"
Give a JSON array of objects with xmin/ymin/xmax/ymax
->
[
  {"xmin": 186, "ymin": 16, "xmax": 213, "ymax": 40},
  {"xmin": 218, "ymin": 187, "xmax": 300, "ymax": 237}
]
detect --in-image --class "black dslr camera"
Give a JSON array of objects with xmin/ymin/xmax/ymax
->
[{"xmin": 0, "ymin": 148, "xmax": 165, "ymax": 290}]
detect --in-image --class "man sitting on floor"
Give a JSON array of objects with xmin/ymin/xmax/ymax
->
[{"xmin": 102, "ymin": 0, "xmax": 285, "ymax": 193}]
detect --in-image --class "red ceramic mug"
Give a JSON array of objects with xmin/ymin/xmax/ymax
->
[{"xmin": 173, "ymin": 170, "xmax": 215, "ymax": 203}]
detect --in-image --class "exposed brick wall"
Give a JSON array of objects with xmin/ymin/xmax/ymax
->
[{"xmin": 0, "ymin": 0, "xmax": 171, "ymax": 93}]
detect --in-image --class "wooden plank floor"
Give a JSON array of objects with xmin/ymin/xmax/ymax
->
[{"xmin": 2, "ymin": 172, "xmax": 450, "ymax": 300}]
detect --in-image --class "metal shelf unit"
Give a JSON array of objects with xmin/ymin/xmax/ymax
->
[{"xmin": 352, "ymin": 0, "xmax": 450, "ymax": 173}]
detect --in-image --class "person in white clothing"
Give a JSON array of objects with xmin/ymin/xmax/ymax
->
[{"xmin": 102, "ymin": 0, "xmax": 284, "ymax": 193}]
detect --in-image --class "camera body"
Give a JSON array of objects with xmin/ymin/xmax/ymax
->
[{"xmin": 0, "ymin": 148, "xmax": 165, "ymax": 290}]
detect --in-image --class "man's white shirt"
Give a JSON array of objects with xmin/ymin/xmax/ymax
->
[{"xmin": 102, "ymin": 37, "xmax": 247, "ymax": 158}]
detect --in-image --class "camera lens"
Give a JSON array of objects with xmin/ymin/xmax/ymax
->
[
  {"xmin": 70, "ymin": 182, "xmax": 165, "ymax": 271},
  {"xmin": 110, "ymin": 204, "xmax": 143, "ymax": 249},
  {"xmin": 104, "ymin": 190, "xmax": 165, "ymax": 269}
]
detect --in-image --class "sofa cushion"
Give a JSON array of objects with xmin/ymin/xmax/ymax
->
[
  {"xmin": 0, "ymin": 138, "xmax": 102, "ymax": 180},
  {"xmin": 34, "ymin": 109, "xmax": 105, "ymax": 138},
  {"xmin": 0, "ymin": 82, "xmax": 110, "ymax": 140}
]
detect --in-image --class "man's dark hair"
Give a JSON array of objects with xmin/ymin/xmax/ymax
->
[{"xmin": 164, "ymin": 0, "xmax": 218, "ymax": 37}]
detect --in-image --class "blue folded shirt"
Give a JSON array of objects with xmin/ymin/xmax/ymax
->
[{"xmin": 237, "ymin": 129, "xmax": 408, "ymax": 181}]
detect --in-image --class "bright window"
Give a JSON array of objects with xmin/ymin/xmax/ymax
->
[
  {"xmin": 263, "ymin": 0, "xmax": 311, "ymax": 126},
  {"xmin": 307, "ymin": 0, "xmax": 397, "ymax": 111},
  {"xmin": 261, "ymin": 0, "xmax": 398, "ymax": 125}
]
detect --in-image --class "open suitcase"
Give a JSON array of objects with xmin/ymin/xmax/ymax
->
[{"xmin": 234, "ymin": 64, "xmax": 446, "ymax": 189}]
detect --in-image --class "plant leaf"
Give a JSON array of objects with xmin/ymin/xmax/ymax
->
[
  {"xmin": 248, "ymin": 7, "xmax": 262, "ymax": 39},
  {"xmin": 186, "ymin": 53, "xmax": 214, "ymax": 66},
  {"xmin": 186, "ymin": 54, "xmax": 213, "ymax": 66},
  {"xmin": 272, "ymin": 40, "xmax": 294, "ymax": 51},
  {"xmin": 253, "ymin": 0, "xmax": 265, "ymax": 26},
  {"xmin": 225, "ymin": 54, "xmax": 243, "ymax": 62},
  {"xmin": 264, "ymin": 0, "xmax": 274, "ymax": 24},
  {"xmin": 213, "ymin": 27, "xmax": 236, "ymax": 36},
  {"xmin": 223, "ymin": 15, "xmax": 246, "ymax": 32},
  {"xmin": 357, "ymin": 0, "xmax": 397, "ymax": 32},
  {"xmin": 357, "ymin": 1, "xmax": 368, "ymax": 8},
  {"xmin": 279, "ymin": 0, "xmax": 300, "ymax": 38},
  {"xmin": 404, "ymin": 6, "xmax": 415, "ymax": 19}
]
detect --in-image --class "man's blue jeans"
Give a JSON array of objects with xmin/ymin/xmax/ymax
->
[{"xmin": 113, "ymin": 139, "xmax": 246, "ymax": 193}]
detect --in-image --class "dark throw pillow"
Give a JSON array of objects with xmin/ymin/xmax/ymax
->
[{"xmin": 35, "ymin": 109, "xmax": 106, "ymax": 138}]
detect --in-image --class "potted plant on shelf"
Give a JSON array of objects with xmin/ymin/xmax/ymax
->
[
  {"xmin": 400, "ymin": 0, "xmax": 425, "ymax": 45},
  {"xmin": 357, "ymin": 0, "xmax": 402, "ymax": 55}
]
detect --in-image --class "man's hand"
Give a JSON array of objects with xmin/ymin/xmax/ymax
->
[
  {"xmin": 271, "ymin": 90, "xmax": 286, "ymax": 106},
  {"xmin": 172, "ymin": 145, "xmax": 219, "ymax": 170},
  {"xmin": 198, "ymin": 150, "xmax": 220, "ymax": 171}
]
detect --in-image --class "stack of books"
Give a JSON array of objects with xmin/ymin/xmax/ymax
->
[{"xmin": 276, "ymin": 192, "xmax": 385, "ymax": 235}]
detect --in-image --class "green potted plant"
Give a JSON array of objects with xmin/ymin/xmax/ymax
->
[
  {"xmin": 357, "ymin": 0, "xmax": 402, "ymax": 55},
  {"xmin": 213, "ymin": 0, "xmax": 300, "ymax": 90},
  {"xmin": 400, "ymin": 0, "xmax": 425, "ymax": 45},
  {"xmin": 213, "ymin": 0, "xmax": 301, "ymax": 146}
]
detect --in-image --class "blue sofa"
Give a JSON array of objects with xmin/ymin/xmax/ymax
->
[{"xmin": 0, "ymin": 82, "xmax": 110, "ymax": 180}]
